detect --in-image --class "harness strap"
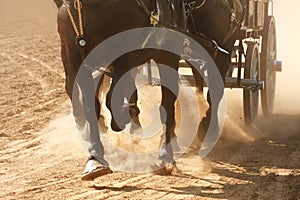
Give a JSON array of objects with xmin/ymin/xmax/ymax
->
[
  {"xmin": 192, "ymin": 0, "xmax": 207, "ymax": 10},
  {"xmin": 222, "ymin": 0, "xmax": 245, "ymax": 44},
  {"xmin": 135, "ymin": 0, "xmax": 159, "ymax": 26},
  {"xmin": 62, "ymin": 0, "xmax": 83, "ymax": 38},
  {"xmin": 62, "ymin": 0, "xmax": 87, "ymax": 60},
  {"xmin": 136, "ymin": 0, "xmax": 187, "ymax": 31},
  {"xmin": 185, "ymin": 0, "xmax": 206, "ymax": 15}
]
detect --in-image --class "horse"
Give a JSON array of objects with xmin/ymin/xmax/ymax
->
[
  {"xmin": 184, "ymin": 0, "xmax": 247, "ymax": 141},
  {"xmin": 54, "ymin": 0, "xmax": 186, "ymax": 180},
  {"xmin": 104, "ymin": 0, "xmax": 248, "ymax": 144}
]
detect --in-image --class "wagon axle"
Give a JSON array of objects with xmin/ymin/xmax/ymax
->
[{"xmin": 268, "ymin": 60, "xmax": 282, "ymax": 72}]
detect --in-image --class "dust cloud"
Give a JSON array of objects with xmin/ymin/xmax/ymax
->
[
  {"xmin": 253, "ymin": 0, "xmax": 300, "ymax": 139},
  {"xmin": 226, "ymin": 1, "xmax": 300, "ymax": 115},
  {"xmin": 216, "ymin": 0, "xmax": 300, "ymax": 141},
  {"xmin": 1, "ymin": 0, "xmax": 57, "ymax": 34},
  {"xmin": 273, "ymin": 0, "xmax": 300, "ymax": 114}
]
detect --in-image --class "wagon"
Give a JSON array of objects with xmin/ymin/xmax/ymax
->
[{"xmin": 174, "ymin": 0, "xmax": 282, "ymax": 125}]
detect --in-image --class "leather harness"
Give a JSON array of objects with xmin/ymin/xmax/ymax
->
[{"xmin": 186, "ymin": 0, "xmax": 246, "ymax": 45}]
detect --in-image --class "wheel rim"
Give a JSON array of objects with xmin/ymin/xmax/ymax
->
[
  {"xmin": 261, "ymin": 17, "xmax": 277, "ymax": 115},
  {"xmin": 250, "ymin": 47, "xmax": 259, "ymax": 120},
  {"xmin": 243, "ymin": 43, "xmax": 260, "ymax": 124}
]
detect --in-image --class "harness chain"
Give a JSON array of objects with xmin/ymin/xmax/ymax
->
[{"xmin": 62, "ymin": 0, "xmax": 86, "ymax": 47}]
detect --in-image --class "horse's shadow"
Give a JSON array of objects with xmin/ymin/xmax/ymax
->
[
  {"xmin": 93, "ymin": 185, "xmax": 140, "ymax": 192},
  {"xmin": 194, "ymin": 113, "xmax": 300, "ymax": 199},
  {"xmin": 93, "ymin": 180, "xmax": 223, "ymax": 197}
]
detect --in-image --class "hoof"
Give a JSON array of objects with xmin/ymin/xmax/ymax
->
[
  {"xmin": 111, "ymin": 119, "xmax": 124, "ymax": 132},
  {"xmin": 110, "ymin": 108, "xmax": 131, "ymax": 132},
  {"xmin": 150, "ymin": 162, "xmax": 176, "ymax": 176},
  {"xmin": 81, "ymin": 159, "xmax": 112, "ymax": 181}
]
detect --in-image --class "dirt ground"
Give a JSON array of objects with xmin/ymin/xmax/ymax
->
[{"xmin": 0, "ymin": 0, "xmax": 299, "ymax": 199}]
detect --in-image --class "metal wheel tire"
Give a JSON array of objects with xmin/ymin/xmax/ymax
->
[
  {"xmin": 261, "ymin": 16, "xmax": 277, "ymax": 116},
  {"xmin": 243, "ymin": 42, "xmax": 260, "ymax": 125}
]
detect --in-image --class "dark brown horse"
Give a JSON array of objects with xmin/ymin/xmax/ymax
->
[
  {"xmin": 54, "ymin": 0, "xmax": 186, "ymax": 180},
  {"xmin": 185, "ymin": 0, "xmax": 247, "ymax": 140}
]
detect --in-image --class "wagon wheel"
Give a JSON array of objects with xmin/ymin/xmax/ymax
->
[
  {"xmin": 261, "ymin": 16, "xmax": 277, "ymax": 116},
  {"xmin": 243, "ymin": 42, "xmax": 260, "ymax": 124}
]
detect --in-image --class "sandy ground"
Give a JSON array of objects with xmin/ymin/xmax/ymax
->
[{"xmin": 0, "ymin": 0, "xmax": 299, "ymax": 199}]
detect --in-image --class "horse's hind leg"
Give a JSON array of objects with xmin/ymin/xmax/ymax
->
[
  {"xmin": 197, "ymin": 51, "xmax": 229, "ymax": 141},
  {"xmin": 106, "ymin": 62, "xmax": 142, "ymax": 133}
]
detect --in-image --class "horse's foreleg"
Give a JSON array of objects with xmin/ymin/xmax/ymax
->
[
  {"xmin": 125, "ymin": 69, "xmax": 141, "ymax": 133},
  {"xmin": 94, "ymin": 76, "xmax": 104, "ymax": 120},
  {"xmin": 153, "ymin": 61, "xmax": 179, "ymax": 172},
  {"xmin": 75, "ymin": 67, "xmax": 109, "ymax": 165},
  {"xmin": 106, "ymin": 69, "xmax": 132, "ymax": 132},
  {"xmin": 158, "ymin": 85, "xmax": 177, "ymax": 163},
  {"xmin": 75, "ymin": 68, "xmax": 113, "ymax": 181}
]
